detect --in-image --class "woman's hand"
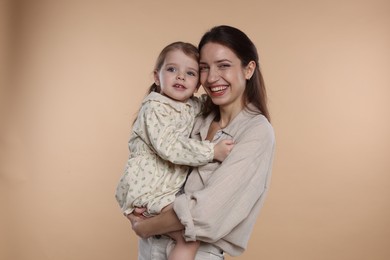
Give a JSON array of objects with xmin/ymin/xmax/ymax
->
[
  {"xmin": 126, "ymin": 208, "xmax": 148, "ymax": 239},
  {"xmin": 126, "ymin": 205, "xmax": 184, "ymax": 239}
]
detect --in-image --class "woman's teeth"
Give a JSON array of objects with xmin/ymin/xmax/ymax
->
[{"xmin": 210, "ymin": 86, "xmax": 227, "ymax": 92}]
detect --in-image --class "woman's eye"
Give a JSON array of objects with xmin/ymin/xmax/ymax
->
[
  {"xmin": 199, "ymin": 66, "xmax": 209, "ymax": 72},
  {"xmin": 218, "ymin": 64, "xmax": 230, "ymax": 69}
]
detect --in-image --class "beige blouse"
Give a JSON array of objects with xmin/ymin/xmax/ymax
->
[
  {"xmin": 115, "ymin": 92, "xmax": 214, "ymax": 216},
  {"xmin": 173, "ymin": 105, "xmax": 275, "ymax": 256}
]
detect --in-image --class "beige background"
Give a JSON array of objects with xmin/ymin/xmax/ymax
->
[{"xmin": 1, "ymin": 0, "xmax": 389, "ymax": 259}]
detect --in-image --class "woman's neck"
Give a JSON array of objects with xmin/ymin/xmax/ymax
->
[
  {"xmin": 206, "ymin": 102, "xmax": 244, "ymax": 141},
  {"xmin": 218, "ymin": 102, "xmax": 244, "ymax": 128}
]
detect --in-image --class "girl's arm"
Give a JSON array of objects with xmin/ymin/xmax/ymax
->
[{"xmin": 135, "ymin": 100, "xmax": 215, "ymax": 166}]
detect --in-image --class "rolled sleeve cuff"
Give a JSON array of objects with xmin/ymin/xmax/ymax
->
[
  {"xmin": 173, "ymin": 194, "xmax": 196, "ymax": 241},
  {"xmin": 209, "ymin": 142, "xmax": 215, "ymax": 162}
]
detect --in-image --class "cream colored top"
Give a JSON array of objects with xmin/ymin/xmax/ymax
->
[
  {"xmin": 115, "ymin": 92, "xmax": 215, "ymax": 216},
  {"xmin": 173, "ymin": 105, "xmax": 275, "ymax": 256}
]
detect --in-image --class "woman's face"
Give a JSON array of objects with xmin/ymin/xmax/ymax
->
[{"xmin": 199, "ymin": 42, "xmax": 253, "ymax": 109}]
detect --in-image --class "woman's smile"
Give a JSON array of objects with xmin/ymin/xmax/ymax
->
[{"xmin": 208, "ymin": 85, "xmax": 228, "ymax": 96}]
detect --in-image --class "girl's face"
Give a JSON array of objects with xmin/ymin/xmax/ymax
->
[
  {"xmin": 154, "ymin": 49, "xmax": 199, "ymax": 102},
  {"xmin": 199, "ymin": 42, "xmax": 254, "ymax": 110}
]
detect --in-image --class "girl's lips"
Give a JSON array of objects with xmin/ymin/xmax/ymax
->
[{"xmin": 173, "ymin": 84, "xmax": 186, "ymax": 89}]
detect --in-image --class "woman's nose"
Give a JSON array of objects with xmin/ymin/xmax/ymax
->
[{"xmin": 206, "ymin": 67, "xmax": 220, "ymax": 83}]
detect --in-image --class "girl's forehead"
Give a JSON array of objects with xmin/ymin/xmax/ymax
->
[{"xmin": 164, "ymin": 49, "xmax": 198, "ymax": 63}]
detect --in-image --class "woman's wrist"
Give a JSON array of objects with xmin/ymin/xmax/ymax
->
[
  {"xmin": 127, "ymin": 213, "xmax": 153, "ymax": 239},
  {"xmin": 148, "ymin": 207, "xmax": 183, "ymax": 236},
  {"xmin": 134, "ymin": 218, "xmax": 152, "ymax": 238}
]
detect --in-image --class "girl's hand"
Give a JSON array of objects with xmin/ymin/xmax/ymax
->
[
  {"xmin": 213, "ymin": 139, "xmax": 234, "ymax": 162},
  {"xmin": 133, "ymin": 207, "xmax": 147, "ymax": 218}
]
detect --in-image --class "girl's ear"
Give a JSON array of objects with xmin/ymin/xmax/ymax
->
[
  {"xmin": 244, "ymin": 61, "xmax": 256, "ymax": 80},
  {"xmin": 154, "ymin": 70, "xmax": 160, "ymax": 86}
]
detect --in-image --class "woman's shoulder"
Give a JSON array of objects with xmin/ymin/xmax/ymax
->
[
  {"xmin": 238, "ymin": 105, "xmax": 272, "ymax": 127},
  {"xmin": 249, "ymin": 113, "xmax": 272, "ymax": 128},
  {"xmin": 235, "ymin": 109, "xmax": 274, "ymax": 141},
  {"xmin": 248, "ymin": 111, "xmax": 273, "ymax": 129}
]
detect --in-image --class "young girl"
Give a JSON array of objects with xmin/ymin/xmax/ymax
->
[{"xmin": 115, "ymin": 42, "xmax": 234, "ymax": 260}]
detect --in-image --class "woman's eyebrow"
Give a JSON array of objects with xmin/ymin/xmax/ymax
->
[
  {"xmin": 215, "ymin": 59, "xmax": 232, "ymax": 63},
  {"xmin": 200, "ymin": 59, "xmax": 232, "ymax": 64}
]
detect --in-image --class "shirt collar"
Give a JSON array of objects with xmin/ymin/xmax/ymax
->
[
  {"xmin": 143, "ymin": 92, "xmax": 194, "ymax": 112},
  {"xmin": 198, "ymin": 103, "xmax": 261, "ymax": 140}
]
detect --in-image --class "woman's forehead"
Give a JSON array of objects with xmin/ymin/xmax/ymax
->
[{"xmin": 200, "ymin": 43, "xmax": 237, "ymax": 62}]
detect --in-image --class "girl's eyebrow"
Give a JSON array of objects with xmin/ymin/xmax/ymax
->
[
  {"xmin": 188, "ymin": 66, "xmax": 200, "ymax": 73},
  {"xmin": 164, "ymin": 62, "xmax": 198, "ymax": 71},
  {"xmin": 164, "ymin": 62, "xmax": 178, "ymax": 67}
]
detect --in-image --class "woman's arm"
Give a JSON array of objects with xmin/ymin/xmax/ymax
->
[
  {"xmin": 174, "ymin": 117, "xmax": 275, "ymax": 243},
  {"xmin": 127, "ymin": 207, "xmax": 184, "ymax": 239}
]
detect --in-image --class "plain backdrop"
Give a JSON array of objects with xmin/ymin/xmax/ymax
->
[{"xmin": 1, "ymin": 0, "xmax": 389, "ymax": 259}]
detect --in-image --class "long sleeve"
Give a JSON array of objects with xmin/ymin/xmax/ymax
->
[
  {"xmin": 173, "ymin": 112, "xmax": 275, "ymax": 256},
  {"xmin": 134, "ymin": 99, "xmax": 214, "ymax": 166}
]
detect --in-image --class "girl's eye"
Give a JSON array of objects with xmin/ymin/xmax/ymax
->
[
  {"xmin": 167, "ymin": 67, "xmax": 176, "ymax": 72},
  {"xmin": 187, "ymin": 71, "xmax": 197, "ymax": 76}
]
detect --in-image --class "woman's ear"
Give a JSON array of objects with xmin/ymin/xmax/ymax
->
[
  {"xmin": 244, "ymin": 61, "xmax": 256, "ymax": 80},
  {"xmin": 153, "ymin": 70, "xmax": 160, "ymax": 86}
]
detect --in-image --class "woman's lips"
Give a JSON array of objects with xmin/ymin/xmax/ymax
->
[{"xmin": 208, "ymin": 85, "xmax": 228, "ymax": 96}]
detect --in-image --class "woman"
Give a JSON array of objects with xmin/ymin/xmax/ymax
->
[{"xmin": 127, "ymin": 25, "xmax": 275, "ymax": 260}]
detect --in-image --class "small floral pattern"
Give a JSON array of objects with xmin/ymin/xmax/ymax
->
[{"xmin": 115, "ymin": 92, "xmax": 214, "ymax": 216}]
